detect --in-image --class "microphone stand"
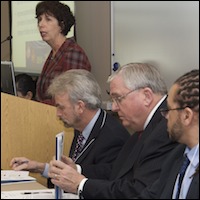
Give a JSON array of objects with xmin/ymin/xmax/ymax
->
[
  {"xmin": 1, "ymin": 39, "xmax": 8, "ymax": 44},
  {"xmin": 1, "ymin": 36, "xmax": 12, "ymax": 44}
]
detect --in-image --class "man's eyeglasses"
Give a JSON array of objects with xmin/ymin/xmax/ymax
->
[
  {"xmin": 109, "ymin": 89, "xmax": 138, "ymax": 105},
  {"xmin": 160, "ymin": 107, "xmax": 187, "ymax": 118}
]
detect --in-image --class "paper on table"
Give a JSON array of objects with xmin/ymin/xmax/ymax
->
[
  {"xmin": 1, "ymin": 189, "xmax": 79, "ymax": 199},
  {"xmin": 1, "ymin": 189, "xmax": 54, "ymax": 199},
  {"xmin": 1, "ymin": 170, "xmax": 36, "ymax": 184}
]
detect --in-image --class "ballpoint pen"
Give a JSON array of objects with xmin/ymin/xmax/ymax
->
[{"xmin": 22, "ymin": 191, "xmax": 53, "ymax": 194}]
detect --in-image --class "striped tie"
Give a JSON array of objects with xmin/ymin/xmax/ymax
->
[{"xmin": 72, "ymin": 134, "xmax": 85, "ymax": 161}]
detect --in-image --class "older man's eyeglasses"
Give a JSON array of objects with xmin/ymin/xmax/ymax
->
[
  {"xmin": 160, "ymin": 107, "xmax": 187, "ymax": 118},
  {"xmin": 109, "ymin": 89, "xmax": 138, "ymax": 105}
]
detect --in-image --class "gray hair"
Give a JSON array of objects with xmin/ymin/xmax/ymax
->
[
  {"xmin": 108, "ymin": 63, "xmax": 167, "ymax": 95},
  {"xmin": 48, "ymin": 69, "xmax": 102, "ymax": 109}
]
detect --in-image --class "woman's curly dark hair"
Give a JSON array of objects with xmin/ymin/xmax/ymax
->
[
  {"xmin": 174, "ymin": 69, "xmax": 199, "ymax": 113},
  {"xmin": 35, "ymin": 1, "xmax": 75, "ymax": 36}
]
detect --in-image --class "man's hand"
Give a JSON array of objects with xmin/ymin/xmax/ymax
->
[
  {"xmin": 61, "ymin": 155, "xmax": 77, "ymax": 171},
  {"xmin": 48, "ymin": 158, "xmax": 86, "ymax": 194},
  {"xmin": 10, "ymin": 157, "xmax": 45, "ymax": 173}
]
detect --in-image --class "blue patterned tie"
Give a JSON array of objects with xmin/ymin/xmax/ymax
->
[
  {"xmin": 175, "ymin": 154, "xmax": 190, "ymax": 199},
  {"xmin": 72, "ymin": 134, "xmax": 84, "ymax": 161}
]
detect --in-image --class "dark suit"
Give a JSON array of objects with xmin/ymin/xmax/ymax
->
[
  {"xmin": 48, "ymin": 109, "xmax": 130, "ymax": 187},
  {"xmin": 82, "ymin": 99, "xmax": 179, "ymax": 199},
  {"xmin": 136, "ymin": 144, "xmax": 199, "ymax": 199},
  {"xmin": 69, "ymin": 109, "xmax": 130, "ymax": 179}
]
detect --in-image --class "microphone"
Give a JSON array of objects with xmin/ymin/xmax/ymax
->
[{"xmin": 1, "ymin": 36, "xmax": 12, "ymax": 44}]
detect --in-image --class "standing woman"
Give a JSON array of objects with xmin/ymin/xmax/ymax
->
[{"xmin": 35, "ymin": 1, "xmax": 91, "ymax": 105}]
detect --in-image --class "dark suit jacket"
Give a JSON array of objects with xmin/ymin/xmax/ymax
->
[
  {"xmin": 82, "ymin": 98, "xmax": 179, "ymax": 199},
  {"xmin": 69, "ymin": 109, "xmax": 130, "ymax": 179},
  {"xmin": 48, "ymin": 109, "xmax": 130, "ymax": 187},
  {"xmin": 136, "ymin": 144, "xmax": 199, "ymax": 199}
]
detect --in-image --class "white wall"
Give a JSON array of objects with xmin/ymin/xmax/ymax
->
[{"xmin": 111, "ymin": 1, "xmax": 199, "ymax": 89}]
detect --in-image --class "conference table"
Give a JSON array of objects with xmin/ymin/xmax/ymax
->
[
  {"xmin": 1, "ymin": 181, "xmax": 79, "ymax": 199},
  {"xmin": 1, "ymin": 181, "xmax": 47, "ymax": 191}
]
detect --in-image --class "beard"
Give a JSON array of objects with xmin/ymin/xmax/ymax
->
[
  {"xmin": 168, "ymin": 118, "xmax": 183, "ymax": 142},
  {"xmin": 59, "ymin": 117, "xmax": 72, "ymax": 128},
  {"xmin": 59, "ymin": 114, "xmax": 81, "ymax": 129},
  {"xmin": 63, "ymin": 121, "xmax": 71, "ymax": 128}
]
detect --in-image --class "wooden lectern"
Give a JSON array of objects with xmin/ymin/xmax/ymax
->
[{"xmin": 1, "ymin": 92, "xmax": 74, "ymax": 186}]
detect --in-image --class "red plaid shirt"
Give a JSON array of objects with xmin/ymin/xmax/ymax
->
[{"xmin": 36, "ymin": 37, "xmax": 91, "ymax": 106}]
